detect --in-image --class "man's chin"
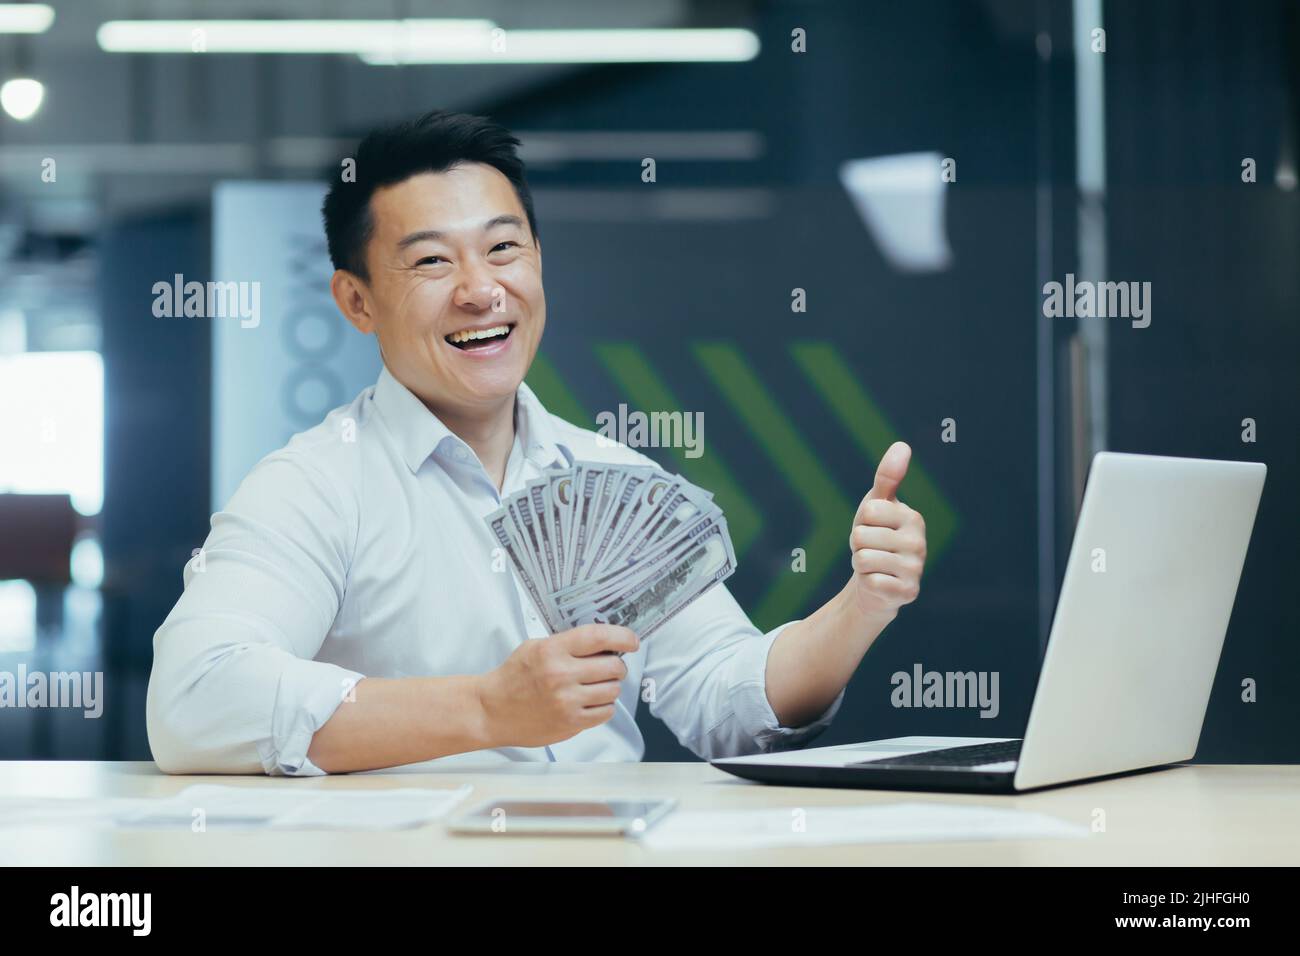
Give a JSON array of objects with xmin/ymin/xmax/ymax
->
[
  {"xmin": 407, "ymin": 336, "xmax": 537, "ymax": 411},
  {"xmin": 447, "ymin": 366, "xmax": 528, "ymax": 408}
]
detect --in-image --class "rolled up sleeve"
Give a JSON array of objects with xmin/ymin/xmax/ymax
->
[
  {"xmin": 642, "ymin": 584, "xmax": 844, "ymax": 760},
  {"xmin": 146, "ymin": 451, "xmax": 363, "ymax": 775},
  {"xmin": 264, "ymin": 655, "xmax": 364, "ymax": 776},
  {"xmin": 723, "ymin": 621, "xmax": 845, "ymax": 753}
]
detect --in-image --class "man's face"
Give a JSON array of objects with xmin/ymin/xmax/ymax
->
[{"xmin": 350, "ymin": 163, "xmax": 544, "ymax": 413}]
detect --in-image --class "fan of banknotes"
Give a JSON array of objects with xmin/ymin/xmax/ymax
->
[{"xmin": 483, "ymin": 461, "xmax": 737, "ymax": 638}]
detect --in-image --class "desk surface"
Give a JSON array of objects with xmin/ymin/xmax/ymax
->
[{"xmin": 1, "ymin": 761, "xmax": 1296, "ymax": 865}]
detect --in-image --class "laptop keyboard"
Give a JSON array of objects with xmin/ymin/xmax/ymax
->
[{"xmin": 851, "ymin": 739, "xmax": 1023, "ymax": 771}]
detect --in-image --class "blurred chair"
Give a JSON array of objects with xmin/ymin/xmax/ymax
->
[
  {"xmin": 0, "ymin": 493, "xmax": 80, "ymax": 758},
  {"xmin": 0, "ymin": 492, "xmax": 77, "ymax": 578},
  {"xmin": 0, "ymin": 492, "xmax": 78, "ymax": 635}
]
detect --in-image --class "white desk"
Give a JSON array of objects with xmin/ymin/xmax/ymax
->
[{"xmin": 1, "ymin": 761, "xmax": 1296, "ymax": 865}]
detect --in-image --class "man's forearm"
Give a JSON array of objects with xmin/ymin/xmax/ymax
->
[
  {"xmin": 764, "ymin": 579, "xmax": 896, "ymax": 728},
  {"xmin": 307, "ymin": 675, "xmax": 492, "ymax": 773}
]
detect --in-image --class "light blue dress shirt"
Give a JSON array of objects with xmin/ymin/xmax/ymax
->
[{"xmin": 146, "ymin": 364, "xmax": 843, "ymax": 774}]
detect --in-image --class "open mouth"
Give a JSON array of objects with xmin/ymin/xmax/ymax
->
[{"xmin": 444, "ymin": 323, "xmax": 515, "ymax": 351}]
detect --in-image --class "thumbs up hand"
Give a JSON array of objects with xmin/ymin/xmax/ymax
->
[{"xmin": 849, "ymin": 441, "xmax": 927, "ymax": 621}]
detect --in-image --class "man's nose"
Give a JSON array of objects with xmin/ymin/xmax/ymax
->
[{"xmin": 453, "ymin": 257, "xmax": 499, "ymax": 311}]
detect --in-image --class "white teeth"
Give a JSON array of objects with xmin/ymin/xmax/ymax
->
[{"xmin": 447, "ymin": 324, "xmax": 510, "ymax": 344}]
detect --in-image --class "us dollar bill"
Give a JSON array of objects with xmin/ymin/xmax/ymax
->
[
  {"xmin": 484, "ymin": 459, "xmax": 737, "ymax": 639},
  {"xmin": 561, "ymin": 520, "xmax": 734, "ymax": 638}
]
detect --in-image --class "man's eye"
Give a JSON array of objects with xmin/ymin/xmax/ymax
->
[
  {"xmin": 491, "ymin": 242, "xmax": 519, "ymax": 253},
  {"xmin": 416, "ymin": 256, "xmax": 446, "ymax": 266}
]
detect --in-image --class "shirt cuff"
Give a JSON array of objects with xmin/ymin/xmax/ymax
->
[
  {"xmin": 260, "ymin": 656, "xmax": 365, "ymax": 776},
  {"xmin": 726, "ymin": 621, "xmax": 846, "ymax": 752}
]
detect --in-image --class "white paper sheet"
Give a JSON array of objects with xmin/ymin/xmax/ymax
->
[
  {"xmin": 637, "ymin": 802, "xmax": 1089, "ymax": 851},
  {"xmin": 0, "ymin": 797, "xmax": 154, "ymax": 827},
  {"xmin": 0, "ymin": 785, "xmax": 472, "ymax": 831}
]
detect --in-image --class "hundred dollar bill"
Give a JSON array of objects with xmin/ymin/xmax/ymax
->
[
  {"xmin": 484, "ymin": 460, "xmax": 737, "ymax": 638},
  {"xmin": 526, "ymin": 480, "xmax": 559, "ymax": 594},
  {"xmin": 561, "ymin": 520, "xmax": 735, "ymax": 637},
  {"xmin": 485, "ymin": 509, "xmax": 562, "ymax": 633},
  {"xmin": 583, "ymin": 467, "xmax": 653, "ymax": 578},
  {"xmin": 553, "ymin": 511, "xmax": 727, "ymax": 615},
  {"xmin": 568, "ymin": 465, "xmax": 613, "ymax": 586},
  {"xmin": 615, "ymin": 482, "xmax": 712, "ymax": 570},
  {"xmin": 504, "ymin": 498, "xmax": 547, "ymax": 599},
  {"xmin": 590, "ymin": 473, "xmax": 677, "ymax": 577},
  {"xmin": 544, "ymin": 471, "xmax": 574, "ymax": 589}
]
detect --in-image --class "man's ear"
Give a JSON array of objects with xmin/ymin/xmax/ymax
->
[{"xmin": 330, "ymin": 269, "xmax": 377, "ymax": 335}]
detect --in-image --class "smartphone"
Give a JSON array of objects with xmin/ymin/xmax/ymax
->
[{"xmin": 445, "ymin": 797, "xmax": 676, "ymax": 836}]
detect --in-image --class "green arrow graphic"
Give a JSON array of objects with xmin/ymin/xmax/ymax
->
[
  {"xmin": 531, "ymin": 341, "xmax": 958, "ymax": 634},
  {"xmin": 693, "ymin": 342, "xmax": 854, "ymax": 631},
  {"xmin": 594, "ymin": 342, "xmax": 763, "ymax": 559},
  {"xmin": 790, "ymin": 342, "xmax": 959, "ymax": 561},
  {"xmin": 525, "ymin": 351, "xmax": 590, "ymax": 428}
]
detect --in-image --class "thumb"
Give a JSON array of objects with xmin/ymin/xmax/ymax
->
[{"xmin": 865, "ymin": 441, "xmax": 912, "ymax": 503}]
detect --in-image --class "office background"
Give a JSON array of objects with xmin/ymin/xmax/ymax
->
[{"xmin": 0, "ymin": 0, "xmax": 1295, "ymax": 763}]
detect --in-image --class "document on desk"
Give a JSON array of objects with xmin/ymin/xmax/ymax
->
[
  {"xmin": 0, "ymin": 797, "xmax": 151, "ymax": 827},
  {"xmin": 637, "ymin": 802, "xmax": 1088, "ymax": 851},
  {"xmin": 120, "ymin": 785, "xmax": 474, "ymax": 829},
  {"xmin": 0, "ymin": 785, "xmax": 472, "ymax": 830}
]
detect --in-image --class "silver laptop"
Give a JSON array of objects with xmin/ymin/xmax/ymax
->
[{"xmin": 713, "ymin": 452, "xmax": 1266, "ymax": 793}]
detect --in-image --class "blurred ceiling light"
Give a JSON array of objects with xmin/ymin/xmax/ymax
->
[
  {"xmin": 362, "ymin": 28, "xmax": 761, "ymax": 64},
  {"xmin": 96, "ymin": 18, "xmax": 494, "ymax": 55},
  {"xmin": 95, "ymin": 20, "xmax": 759, "ymax": 63},
  {"xmin": 0, "ymin": 77, "xmax": 44, "ymax": 120},
  {"xmin": 0, "ymin": 3, "xmax": 53, "ymax": 33},
  {"xmin": 839, "ymin": 153, "xmax": 954, "ymax": 273},
  {"xmin": 1276, "ymin": 152, "xmax": 1297, "ymax": 191},
  {"xmin": 70, "ymin": 533, "xmax": 104, "ymax": 589}
]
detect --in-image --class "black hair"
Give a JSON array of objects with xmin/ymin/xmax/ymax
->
[{"xmin": 321, "ymin": 109, "xmax": 537, "ymax": 279}]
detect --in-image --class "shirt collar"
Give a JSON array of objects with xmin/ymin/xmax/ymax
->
[
  {"xmin": 372, "ymin": 363, "xmax": 570, "ymax": 474},
  {"xmin": 515, "ymin": 378, "xmax": 572, "ymax": 470}
]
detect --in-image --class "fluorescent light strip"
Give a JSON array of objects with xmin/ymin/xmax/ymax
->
[
  {"xmin": 519, "ymin": 131, "xmax": 764, "ymax": 162},
  {"xmin": 362, "ymin": 29, "xmax": 762, "ymax": 64},
  {"xmin": 0, "ymin": 133, "xmax": 764, "ymax": 174},
  {"xmin": 96, "ymin": 19, "xmax": 494, "ymax": 55},
  {"xmin": 95, "ymin": 21, "xmax": 759, "ymax": 63},
  {"xmin": 0, "ymin": 143, "xmax": 255, "ymax": 175},
  {"xmin": 0, "ymin": 3, "xmax": 54, "ymax": 33},
  {"xmin": 533, "ymin": 188, "xmax": 774, "ymax": 222}
]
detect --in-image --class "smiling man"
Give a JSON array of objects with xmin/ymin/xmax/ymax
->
[{"xmin": 146, "ymin": 110, "xmax": 928, "ymax": 774}]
